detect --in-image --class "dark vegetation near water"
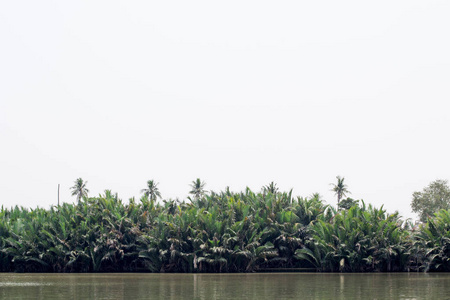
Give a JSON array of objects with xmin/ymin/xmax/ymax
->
[{"xmin": 1, "ymin": 188, "xmax": 450, "ymax": 273}]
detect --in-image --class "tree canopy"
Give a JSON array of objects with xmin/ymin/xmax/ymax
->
[
  {"xmin": 189, "ymin": 178, "xmax": 206, "ymax": 200},
  {"xmin": 330, "ymin": 176, "xmax": 350, "ymax": 208},
  {"xmin": 411, "ymin": 179, "xmax": 450, "ymax": 222},
  {"xmin": 338, "ymin": 197, "xmax": 360, "ymax": 210},
  {"xmin": 263, "ymin": 181, "xmax": 279, "ymax": 194},
  {"xmin": 70, "ymin": 178, "xmax": 89, "ymax": 203},
  {"xmin": 141, "ymin": 180, "xmax": 161, "ymax": 202}
]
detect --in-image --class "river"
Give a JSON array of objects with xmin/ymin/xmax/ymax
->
[{"xmin": 1, "ymin": 273, "xmax": 449, "ymax": 299}]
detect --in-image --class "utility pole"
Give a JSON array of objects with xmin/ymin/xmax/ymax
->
[{"xmin": 58, "ymin": 184, "xmax": 60, "ymax": 206}]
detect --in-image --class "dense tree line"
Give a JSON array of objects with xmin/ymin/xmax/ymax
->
[{"xmin": 1, "ymin": 186, "xmax": 449, "ymax": 273}]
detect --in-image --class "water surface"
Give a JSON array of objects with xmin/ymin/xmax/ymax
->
[{"xmin": 1, "ymin": 273, "xmax": 449, "ymax": 299}]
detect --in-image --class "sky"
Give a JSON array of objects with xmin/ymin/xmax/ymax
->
[{"xmin": 1, "ymin": 0, "xmax": 449, "ymax": 221}]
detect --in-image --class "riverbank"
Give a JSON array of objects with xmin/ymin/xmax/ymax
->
[{"xmin": 1, "ymin": 188, "xmax": 449, "ymax": 273}]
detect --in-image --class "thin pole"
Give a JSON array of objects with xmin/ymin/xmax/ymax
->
[{"xmin": 58, "ymin": 184, "xmax": 60, "ymax": 206}]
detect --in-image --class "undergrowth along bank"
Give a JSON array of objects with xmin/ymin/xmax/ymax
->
[{"xmin": 1, "ymin": 188, "xmax": 449, "ymax": 273}]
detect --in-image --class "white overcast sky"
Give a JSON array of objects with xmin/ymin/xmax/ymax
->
[{"xmin": 1, "ymin": 1, "xmax": 449, "ymax": 220}]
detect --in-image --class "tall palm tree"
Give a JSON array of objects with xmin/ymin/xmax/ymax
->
[
  {"xmin": 330, "ymin": 176, "xmax": 350, "ymax": 209},
  {"xmin": 141, "ymin": 180, "xmax": 161, "ymax": 202},
  {"xmin": 189, "ymin": 178, "xmax": 206, "ymax": 199},
  {"xmin": 70, "ymin": 178, "xmax": 89, "ymax": 203}
]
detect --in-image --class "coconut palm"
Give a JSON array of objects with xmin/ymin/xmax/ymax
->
[
  {"xmin": 330, "ymin": 176, "xmax": 350, "ymax": 209},
  {"xmin": 141, "ymin": 180, "xmax": 161, "ymax": 202},
  {"xmin": 189, "ymin": 178, "xmax": 206, "ymax": 200},
  {"xmin": 263, "ymin": 182, "xmax": 279, "ymax": 194},
  {"xmin": 70, "ymin": 178, "xmax": 89, "ymax": 203}
]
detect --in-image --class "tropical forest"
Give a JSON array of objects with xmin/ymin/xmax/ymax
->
[{"xmin": 1, "ymin": 177, "xmax": 450, "ymax": 273}]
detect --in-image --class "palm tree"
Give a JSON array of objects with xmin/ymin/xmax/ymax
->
[
  {"xmin": 310, "ymin": 193, "xmax": 322, "ymax": 201},
  {"xmin": 263, "ymin": 182, "xmax": 279, "ymax": 194},
  {"xmin": 189, "ymin": 178, "xmax": 206, "ymax": 200},
  {"xmin": 141, "ymin": 180, "xmax": 161, "ymax": 202},
  {"xmin": 330, "ymin": 176, "xmax": 350, "ymax": 209},
  {"xmin": 70, "ymin": 178, "xmax": 89, "ymax": 203}
]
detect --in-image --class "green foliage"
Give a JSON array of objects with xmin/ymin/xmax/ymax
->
[
  {"xmin": 338, "ymin": 197, "xmax": 360, "ymax": 210},
  {"xmin": 70, "ymin": 178, "xmax": 89, "ymax": 203},
  {"xmin": 411, "ymin": 179, "xmax": 450, "ymax": 222},
  {"xmin": 189, "ymin": 178, "xmax": 207, "ymax": 200},
  {"xmin": 0, "ymin": 187, "xmax": 323, "ymax": 272},
  {"xmin": 330, "ymin": 176, "xmax": 350, "ymax": 208},
  {"xmin": 1, "ymin": 185, "xmax": 447, "ymax": 273},
  {"xmin": 297, "ymin": 203, "xmax": 410, "ymax": 272},
  {"xmin": 413, "ymin": 209, "xmax": 450, "ymax": 272}
]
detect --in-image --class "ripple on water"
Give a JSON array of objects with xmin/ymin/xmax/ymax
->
[{"xmin": 0, "ymin": 282, "xmax": 53, "ymax": 287}]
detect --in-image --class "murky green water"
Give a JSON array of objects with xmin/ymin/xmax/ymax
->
[{"xmin": 1, "ymin": 273, "xmax": 450, "ymax": 299}]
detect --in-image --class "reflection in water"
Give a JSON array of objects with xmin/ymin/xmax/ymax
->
[{"xmin": 1, "ymin": 273, "xmax": 450, "ymax": 299}]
